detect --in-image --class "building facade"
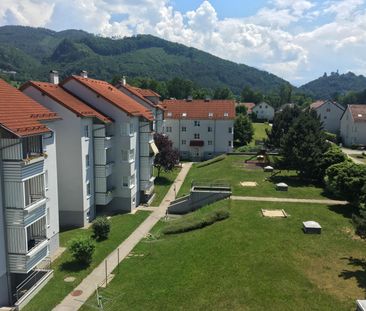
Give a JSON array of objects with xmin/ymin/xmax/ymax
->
[
  {"xmin": 0, "ymin": 79, "xmax": 60, "ymax": 306},
  {"xmin": 162, "ymin": 99, "xmax": 235, "ymax": 161},
  {"xmin": 310, "ymin": 100, "xmax": 345, "ymax": 134},
  {"xmin": 253, "ymin": 102, "xmax": 275, "ymax": 121},
  {"xmin": 340, "ymin": 105, "xmax": 366, "ymax": 147}
]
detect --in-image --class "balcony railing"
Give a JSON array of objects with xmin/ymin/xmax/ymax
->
[
  {"xmin": 24, "ymin": 175, "xmax": 45, "ymax": 208},
  {"xmin": 22, "ymin": 136, "xmax": 43, "ymax": 160}
]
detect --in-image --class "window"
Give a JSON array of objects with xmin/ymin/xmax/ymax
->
[
  {"xmin": 194, "ymin": 121, "xmax": 200, "ymax": 126},
  {"xmin": 84, "ymin": 125, "xmax": 89, "ymax": 138},
  {"xmin": 167, "ymin": 112, "xmax": 172, "ymax": 117},
  {"xmin": 182, "ymin": 140, "xmax": 186, "ymax": 145},
  {"xmin": 259, "ymin": 105, "xmax": 262, "ymax": 109},
  {"xmin": 208, "ymin": 112, "xmax": 213, "ymax": 117},
  {"xmin": 228, "ymin": 141, "xmax": 232, "ymax": 147},
  {"xmin": 181, "ymin": 126, "xmax": 186, "ymax": 132},
  {"xmin": 182, "ymin": 112, "xmax": 187, "ymax": 117},
  {"xmin": 122, "ymin": 176, "xmax": 129, "ymax": 187},
  {"xmin": 208, "ymin": 140, "xmax": 213, "ymax": 145},
  {"xmin": 324, "ymin": 116, "xmax": 327, "ymax": 119},
  {"xmin": 228, "ymin": 127, "xmax": 232, "ymax": 134},
  {"xmin": 224, "ymin": 112, "xmax": 229, "ymax": 117},
  {"xmin": 208, "ymin": 126, "xmax": 212, "ymax": 132},
  {"xmin": 86, "ymin": 154, "xmax": 90, "ymax": 167},
  {"xmin": 166, "ymin": 126, "xmax": 172, "ymax": 133},
  {"xmin": 86, "ymin": 181, "xmax": 91, "ymax": 196},
  {"xmin": 265, "ymin": 105, "xmax": 268, "ymax": 108},
  {"xmin": 194, "ymin": 133, "xmax": 200, "ymax": 139},
  {"xmin": 326, "ymin": 108, "xmax": 331, "ymax": 112}
]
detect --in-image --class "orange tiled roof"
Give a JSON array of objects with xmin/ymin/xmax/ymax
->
[
  {"xmin": 65, "ymin": 76, "xmax": 153, "ymax": 121},
  {"xmin": 163, "ymin": 99, "xmax": 235, "ymax": 120},
  {"xmin": 21, "ymin": 81, "xmax": 112, "ymax": 124},
  {"xmin": 132, "ymin": 87, "xmax": 160, "ymax": 98},
  {"xmin": 0, "ymin": 79, "xmax": 59, "ymax": 137},
  {"xmin": 349, "ymin": 105, "xmax": 366, "ymax": 122}
]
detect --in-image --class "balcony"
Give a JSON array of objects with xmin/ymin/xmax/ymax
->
[
  {"xmin": 140, "ymin": 178, "xmax": 155, "ymax": 195},
  {"xmin": 94, "ymin": 162, "xmax": 114, "ymax": 178},
  {"xmin": 95, "ymin": 188, "xmax": 114, "ymax": 205}
]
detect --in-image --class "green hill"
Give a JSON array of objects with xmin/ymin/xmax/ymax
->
[
  {"xmin": 299, "ymin": 71, "xmax": 366, "ymax": 99},
  {"xmin": 0, "ymin": 25, "xmax": 289, "ymax": 94}
]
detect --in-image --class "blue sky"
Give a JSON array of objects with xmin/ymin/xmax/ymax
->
[{"xmin": 1, "ymin": 0, "xmax": 366, "ymax": 85}]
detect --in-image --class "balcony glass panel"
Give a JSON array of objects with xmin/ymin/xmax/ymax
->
[
  {"xmin": 24, "ymin": 175, "xmax": 45, "ymax": 208},
  {"xmin": 26, "ymin": 217, "xmax": 46, "ymax": 253},
  {"xmin": 22, "ymin": 136, "xmax": 43, "ymax": 159}
]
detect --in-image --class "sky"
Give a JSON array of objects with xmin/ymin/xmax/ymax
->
[{"xmin": 0, "ymin": 0, "xmax": 366, "ymax": 86}]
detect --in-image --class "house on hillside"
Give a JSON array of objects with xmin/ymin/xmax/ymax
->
[
  {"xmin": 252, "ymin": 102, "xmax": 275, "ymax": 121},
  {"xmin": 340, "ymin": 105, "xmax": 366, "ymax": 147},
  {"xmin": 237, "ymin": 102, "xmax": 255, "ymax": 115},
  {"xmin": 0, "ymin": 79, "xmax": 60, "ymax": 306},
  {"xmin": 162, "ymin": 98, "xmax": 235, "ymax": 161},
  {"xmin": 116, "ymin": 77, "xmax": 165, "ymax": 133},
  {"xmin": 21, "ymin": 72, "xmax": 113, "ymax": 227},
  {"xmin": 59, "ymin": 72, "xmax": 158, "ymax": 211},
  {"xmin": 310, "ymin": 100, "xmax": 345, "ymax": 134}
]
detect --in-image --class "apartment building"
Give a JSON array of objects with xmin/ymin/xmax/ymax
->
[
  {"xmin": 340, "ymin": 105, "xmax": 366, "ymax": 147},
  {"xmin": 59, "ymin": 73, "xmax": 157, "ymax": 211},
  {"xmin": 162, "ymin": 99, "xmax": 235, "ymax": 161},
  {"xmin": 116, "ymin": 78, "xmax": 165, "ymax": 133},
  {"xmin": 21, "ymin": 72, "xmax": 113, "ymax": 228},
  {"xmin": 310, "ymin": 100, "xmax": 345, "ymax": 134},
  {"xmin": 0, "ymin": 79, "xmax": 60, "ymax": 306}
]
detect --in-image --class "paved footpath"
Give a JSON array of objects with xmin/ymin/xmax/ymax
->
[
  {"xmin": 342, "ymin": 147, "xmax": 365, "ymax": 165},
  {"xmin": 53, "ymin": 162, "xmax": 193, "ymax": 311},
  {"xmin": 231, "ymin": 195, "xmax": 348, "ymax": 205}
]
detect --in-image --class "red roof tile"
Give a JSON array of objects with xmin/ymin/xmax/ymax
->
[
  {"xmin": 64, "ymin": 76, "xmax": 154, "ymax": 121},
  {"xmin": 162, "ymin": 99, "xmax": 235, "ymax": 120},
  {"xmin": 117, "ymin": 83, "xmax": 158, "ymax": 108},
  {"xmin": 349, "ymin": 105, "xmax": 366, "ymax": 122},
  {"xmin": 0, "ymin": 79, "xmax": 59, "ymax": 137},
  {"xmin": 132, "ymin": 87, "xmax": 160, "ymax": 98},
  {"xmin": 21, "ymin": 81, "xmax": 112, "ymax": 124},
  {"xmin": 310, "ymin": 100, "xmax": 325, "ymax": 110}
]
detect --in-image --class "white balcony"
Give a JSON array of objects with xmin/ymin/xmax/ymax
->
[
  {"xmin": 95, "ymin": 189, "xmax": 114, "ymax": 205},
  {"xmin": 140, "ymin": 178, "xmax": 155, "ymax": 195},
  {"xmin": 94, "ymin": 162, "xmax": 114, "ymax": 178}
]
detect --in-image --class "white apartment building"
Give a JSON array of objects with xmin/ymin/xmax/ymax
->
[
  {"xmin": 21, "ymin": 73, "xmax": 113, "ymax": 228},
  {"xmin": 253, "ymin": 102, "xmax": 275, "ymax": 121},
  {"xmin": 59, "ymin": 73, "xmax": 157, "ymax": 211},
  {"xmin": 340, "ymin": 105, "xmax": 366, "ymax": 147},
  {"xmin": 0, "ymin": 79, "xmax": 60, "ymax": 306},
  {"xmin": 116, "ymin": 78, "xmax": 165, "ymax": 133},
  {"xmin": 162, "ymin": 99, "xmax": 235, "ymax": 161},
  {"xmin": 310, "ymin": 100, "xmax": 345, "ymax": 134}
]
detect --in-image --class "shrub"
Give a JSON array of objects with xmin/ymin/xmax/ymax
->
[
  {"xmin": 69, "ymin": 237, "xmax": 95, "ymax": 265},
  {"xmin": 162, "ymin": 207, "xmax": 230, "ymax": 235},
  {"xmin": 197, "ymin": 155, "xmax": 226, "ymax": 168},
  {"xmin": 353, "ymin": 210, "xmax": 366, "ymax": 238},
  {"xmin": 324, "ymin": 131, "xmax": 338, "ymax": 143},
  {"xmin": 92, "ymin": 216, "xmax": 111, "ymax": 240}
]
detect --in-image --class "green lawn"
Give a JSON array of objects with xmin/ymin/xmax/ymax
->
[
  {"xmin": 250, "ymin": 122, "xmax": 271, "ymax": 146},
  {"xmin": 81, "ymin": 200, "xmax": 364, "ymax": 311},
  {"xmin": 151, "ymin": 167, "xmax": 181, "ymax": 206},
  {"xmin": 178, "ymin": 155, "xmax": 330, "ymax": 199},
  {"xmin": 23, "ymin": 211, "xmax": 150, "ymax": 311}
]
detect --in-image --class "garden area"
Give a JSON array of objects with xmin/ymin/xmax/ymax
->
[
  {"xmin": 23, "ymin": 211, "xmax": 150, "ymax": 311},
  {"xmin": 81, "ymin": 200, "xmax": 365, "ymax": 311}
]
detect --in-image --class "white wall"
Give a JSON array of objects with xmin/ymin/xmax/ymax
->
[
  {"xmin": 314, "ymin": 102, "xmax": 344, "ymax": 134},
  {"xmin": 341, "ymin": 108, "xmax": 366, "ymax": 146},
  {"xmin": 253, "ymin": 103, "xmax": 275, "ymax": 121}
]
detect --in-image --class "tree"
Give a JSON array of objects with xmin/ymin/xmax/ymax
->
[
  {"xmin": 236, "ymin": 105, "xmax": 247, "ymax": 116},
  {"xmin": 240, "ymin": 86, "xmax": 263, "ymax": 104},
  {"xmin": 318, "ymin": 145, "xmax": 347, "ymax": 179},
  {"xmin": 167, "ymin": 78, "xmax": 193, "ymax": 99},
  {"xmin": 279, "ymin": 111, "xmax": 329, "ymax": 178},
  {"xmin": 154, "ymin": 133, "xmax": 179, "ymax": 177},
  {"xmin": 234, "ymin": 115, "xmax": 254, "ymax": 146},
  {"xmin": 325, "ymin": 161, "xmax": 366, "ymax": 205},
  {"xmin": 279, "ymin": 83, "xmax": 293, "ymax": 105},
  {"xmin": 69, "ymin": 237, "xmax": 95, "ymax": 265},
  {"xmin": 266, "ymin": 105, "xmax": 302, "ymax": 148},
  {"xmin": 92, "ymin": 216, "xmax": 111, "ymax": 241},
  {"xmin": 213, "ymin": 87, "xmax": 234, "ymax": 100}
]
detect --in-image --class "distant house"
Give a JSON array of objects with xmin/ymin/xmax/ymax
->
[
  {"xmin": 253, "ymin": 102, "xmax": 275, "ymax": 121},
  {"xmin": 162, "ymin": 98, "xmax": 235, "ymax": 161},
  {"xmin": 310, "ymin": 100, "xmax": 345, "ymax": 134},
  {"xmin": 340, "ymin": 105, "xmax": 366, "ymax": 146},
  {"xmin": 277, "ymin": 103, "xmax": 295, "ymax": 113},
  {"xmin": 237, "ymin": 102, "xmax": 255, "ymax": 115}
]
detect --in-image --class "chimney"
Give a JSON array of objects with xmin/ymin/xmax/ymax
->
[
  {"xmin": 187, "ymin": 96, "xmax": 193, "ymax": 102},
  {"xmin": 80, "ymin": 70, "xmax": 88, "ymax": 78},
  {"xmin": 122, "ymin": 76, "xmax": 127, "ymax": 86},
  {"xmin": 204, "ymin": 96, "xmax": 211, "ymax": 102},
  {"xmin": 49, "ymin": 70, "xmax": 59, "ymax": 84}
]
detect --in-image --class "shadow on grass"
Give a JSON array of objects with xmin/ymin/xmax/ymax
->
[
  {"xmin": 339, "ymin": 257, "xmax": 366, "ymax": 294},
  {"xmin": 59, "ymin": 260, "xmax": 90, "ymax": 273},
  {"xmin": 329, "ymin": 204, "xmax": 358, "ymax": 219},
  {"xmin": 154, "ymin": 176, "xmax": 171, "ymax": 186}
]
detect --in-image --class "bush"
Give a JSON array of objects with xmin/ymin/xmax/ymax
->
[
  {"xmin": 324, "ymin": 131, "xmax": 338, "ymax": 143},
  {"xmin": 162, "ymin": 207, "xmax": 230, "ymax": 235},
  {"xmin": 353, "ymin": 210, "xmax": 366, "ymax": 238},
  {"xmin": 92, "ymin": 216, "xmax": 111, "ymax": 240},
  {"xmin": 69, "ymin": 237, "xmax": 95, "ymax": 265},
  {"xmin": 197, "ymin": 155, "xmax": 226, "ymax": 168}
]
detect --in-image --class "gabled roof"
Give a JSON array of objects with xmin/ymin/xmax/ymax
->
[
  {"xmin": 253, "ymin": 102, "xmax": 274, "ymax": 109},
  {"xmin": 348, "ymin": 105, "xmax": 366, "ymax": 122},
  {"xmin": 162, "ymin": 99, "xmax": 235, "ymax": 120},
  {"xmin": 237, "ymin": 102, "xmax": 255, "ymax": 114},
  {"xmin": 310, "ymin": 100, "xmax": 345, "ymax": 111},
  {"xmin": 0, "ymin": 79, "xmax": 59, "ymax": 137},
  {"xmin": 21, "ymin": 81, "xmax": 112, "ymax": 124},
  {"xmin": 63, "ymin": 76, "xmax": 154, "ymax": 121}
]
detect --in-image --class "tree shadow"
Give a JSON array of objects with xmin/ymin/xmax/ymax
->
[
  {"xmin": 154, "ymin": 176, "xmax": 171, "ymax": 186},
  {"xmin": 59, "ymin": 260, "xmax": 90, "ymax": 272},
  {"xmin": 328, "ymin": 204, "xmax": 358, "ymax": 219},
  {"xmin": 339, "ymin": 257, "xmax": 366, "ymax": 295}
]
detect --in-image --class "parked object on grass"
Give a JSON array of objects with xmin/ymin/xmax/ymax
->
[
  {"xmin": 276, "ymin": 182, "xmax": 288, "ymax": 191},
  {"xmin": 264, "ymin": 166, "xmax": 274, "ymax": 172},
  {"xmin": 303, "ymin": 221, "xmax": 322, "ymax": 234}
]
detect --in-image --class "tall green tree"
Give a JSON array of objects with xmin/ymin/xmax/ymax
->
[
  {"xmin": 240, "ymin": 86, "xmax": 263, "ymax": 103},
  {"xmin": 167, "ymin": 78, "xmax": 193, "ymax": 99},
  {"xmin": 234, "ymin": 115, "xmax": 254, "ymax": 146}
]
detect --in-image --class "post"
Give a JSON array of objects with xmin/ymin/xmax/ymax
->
[{"xmin": 105, "ymin": 260, "xmax": 108, "ymax": 287}]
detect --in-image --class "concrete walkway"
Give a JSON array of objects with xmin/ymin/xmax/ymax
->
[
  {"xmin": 231, "ymin": 195, "xmax": 348, "ymax": 205},
  {"xmin": 53, "ymin": 162, "xmax": 193, "ymax": 311},
  {"xmin": 342, "ymin": 147, "xmax": 365, "ymax": 165}
]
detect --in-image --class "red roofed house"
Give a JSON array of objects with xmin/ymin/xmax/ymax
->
[
  {"xmin": 310, "ymin": 100, "xmax": 345, "ymax": 134},
  {"xmin": 116, "ymin": 77, "xmax": 165, "ymax": 133},
  {"xmin": 162, "ymin": 98, "xmax": 235, "ymax": 160},
  {"xmin": 0, "ymin": 79, "xmax": 60, "ymax": 307},
  {"xmin": 340, "ymin": 104, "xmax": 366, "ymax": 146},
  {"xmin": 59, "ymin": 71, "xmax": 157, "ymax": 212},
  {"xmin": 21, "ymin": 71, "xmax": 113, "ymax": 227}
]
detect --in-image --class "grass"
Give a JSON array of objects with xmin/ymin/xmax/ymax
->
[
  {"xmin": 249, "ymin": 122, "xmax": 271, "ymax": 146},
  {"xmin": 151, "ymin": 167, "xmax": 181, "ymax": 206},
  {"xmin": 178, "ymin": 155, "xmax": 330, "ymax": 199},
  {"xmin": 81, "ymin": 200, "xmax": 365, "ymax": 311},
  {"xmin": 23, "ymin": 211, "xmax": 150, "ymax": 311}
]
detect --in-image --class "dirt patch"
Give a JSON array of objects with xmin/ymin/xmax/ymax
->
[
  {"xmin": 240, "ymin": 181, "xmax": 258, "ymax": 187},
  {"xmin": 342, "ymin": 227, "xmax": 362, "ymax": 241}
]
